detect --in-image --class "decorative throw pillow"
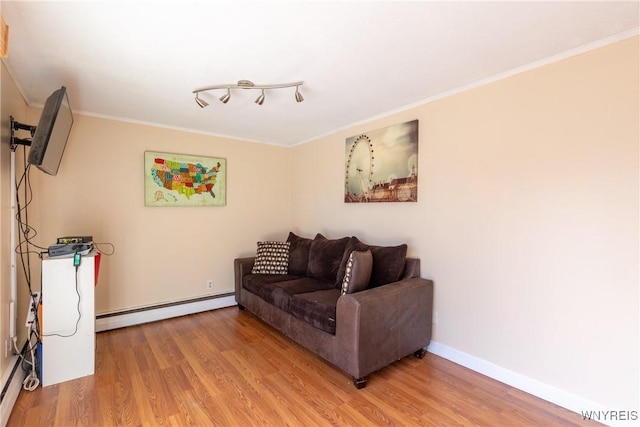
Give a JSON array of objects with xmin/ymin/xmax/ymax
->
[
  {"xmin": 286, "ymin": 232, "xmax": 314, "ymax": 276},
  {"xmin": 341, "ymin": 250, "xmax": 373, "ymax": 295},
  {"xmin": 335, "ymin": 236, "xmax": 369, "ymax": 286},
  {"xmin": 251, "ymin": 241, "xmax": 290, "ymax": 275}
]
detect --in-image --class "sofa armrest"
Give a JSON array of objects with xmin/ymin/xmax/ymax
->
[
  {"xmin": 336, "ymin": 277, "xmax": 433, "ymax": 378},
  {"xmin": 234, "ymin": 257, "xmax": 255, "ymax": 304}
]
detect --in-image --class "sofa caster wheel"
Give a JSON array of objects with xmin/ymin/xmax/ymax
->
[
  {"xmin": 353, "ymin": 377, "xmax": 367, "ymax": 389},
  {"xmin": 238, "ymin": 304, "xmax": 245, "ymax": 311},
  {"xmin": 414, "ymin": 349, "xmax": 425, "ymax": 359}
]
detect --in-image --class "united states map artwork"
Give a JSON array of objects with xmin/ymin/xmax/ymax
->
[{"xmin": 150, "ymin": 157, "xmax": 221, "ymax": 199}]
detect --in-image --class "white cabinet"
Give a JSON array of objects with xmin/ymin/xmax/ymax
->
[{"xmin": 40, "ymin": 252, "xmax": 96, "ymax": 386}]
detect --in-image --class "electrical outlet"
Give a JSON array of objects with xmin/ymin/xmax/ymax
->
[
  {"xmin": 433, "ymin": 311, "xmax": 439, "ymax": 324},
  {"xmin": 206, "ymin": 279, "xmax": 214, "ymax": 290}
]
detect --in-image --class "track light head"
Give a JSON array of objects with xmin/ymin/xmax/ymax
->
[
  {"xmin": 295, "ymin": 86, "xmax": 304, "ymax": 103},
  {"xmin": 195, "ymin": 94, "xmax": 209, "ymax": 108},
  {"xmin": 255, "ymin": 89, "xmax": 265, "ymax": 106},
  {"xmin": 219, "ymin": 89, "xmax": 231, "ymax": 104}
]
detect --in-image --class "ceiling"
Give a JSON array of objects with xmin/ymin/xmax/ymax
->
[{"xmin": 2, "ymin": 1, "xmax": 639, "ymax": 147}]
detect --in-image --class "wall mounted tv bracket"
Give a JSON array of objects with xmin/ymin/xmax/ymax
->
[{"xmin": 9, "ymin": 115, "xmax": 36, "ymax": 151}]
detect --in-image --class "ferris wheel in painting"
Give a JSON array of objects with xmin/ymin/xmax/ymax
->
[{"xmin": 344, "ymin": 134, "xmax": 375, "ymax": 202}]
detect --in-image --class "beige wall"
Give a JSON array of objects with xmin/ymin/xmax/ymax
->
[
  {"xmin": 291, "ymin": 37, "xmax": 639, "ymax": 409},
  {"xmin": 31, "ymin": 115, "xmax": 293, "ymax": 313}
]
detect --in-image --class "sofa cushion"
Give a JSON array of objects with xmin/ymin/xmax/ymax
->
[
  {"xmin": 244, "ymin": 276, "xmax": 334, "ymax": 313},
  {"xmin": 290, "ymin": 289, "xmax": 341, "ymax": 335},
  {"xmin": 337, "ymin": 237, "xmax": 408, "ymax": 288},
  {"xmin": 286, "ymin": 232, "xmax": 314, "ymax": 276},
  {"xmin": 243, "ymin": 273, "xmax": 302, "ymax": 288},
  {"xmin": 243, "ymin": 280, "xmax": 284, "ymax": 310},
  {"xmin": 251, "ymin": 241, "xmax": 290, "ymax": 275},
  {"xmin": 369, "ymin": 243, "xmax": 408, "ymax": 287},
  {"xmin": 340, "ymin": 250, "xmax": 373, "ymax": 295},
  {"xmin": 335, "ymin": 237, "xmax": 369, "ymax": 286},
  {"xmin": 306, "ymin": 234, "xmax": 350, "ymax": 284}
]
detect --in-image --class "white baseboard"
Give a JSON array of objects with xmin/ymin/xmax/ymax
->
[
  {"xmin": 1, "ymin": 354, "xmax": 25, "ymax": 427},
  {"xmin": 426, "ymin": 341, "xmax": 637, "ymax": 427},
  {"xmin": 96, "ymin": 294, "xmax": 237, "ymax": 332}
]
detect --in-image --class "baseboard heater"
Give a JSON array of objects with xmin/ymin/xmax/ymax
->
[{"xmin": 96, "ymin": 293, "xmax": 236, "ymax": 332}]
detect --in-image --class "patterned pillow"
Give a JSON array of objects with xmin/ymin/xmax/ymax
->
[
  {"xmin": 341, "ymin": 250, "xmax": 373, "ymax": 295},
  {"xmin": 251, "ymin": 241, "xmax": 290, "ymax": 274}
]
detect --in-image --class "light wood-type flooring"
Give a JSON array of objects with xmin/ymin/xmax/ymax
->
[{"xmin": 8, "ymin": 306, "xmax": 602, "ymax": 426}]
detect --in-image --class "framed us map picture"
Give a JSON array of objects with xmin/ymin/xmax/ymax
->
[{"xmin": 144, "ymin": 151, "xmax": 226, "ymax": 207}]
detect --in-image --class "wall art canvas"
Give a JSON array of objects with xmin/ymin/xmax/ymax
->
[
  {"xmin": 345, "ymin": 119, "xmax": 418, "ymax": 203},
  {"xmin": 144, "ymin": 151, "xmax": 226, "ymax": 207}
]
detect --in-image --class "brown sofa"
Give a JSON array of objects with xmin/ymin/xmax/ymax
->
[{"xmin": 234, "ymin": 232, "xmax": 434, "ymax": 388}]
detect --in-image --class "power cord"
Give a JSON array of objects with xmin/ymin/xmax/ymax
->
[
  {"xmin": 93, "ymin": 241, "xmax": 115, "ymax": 256},
  {"xmin": 21, "ymin": 324, "xmax": 40, "ymax": 391}
]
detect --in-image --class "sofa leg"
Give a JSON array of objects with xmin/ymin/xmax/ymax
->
[
  {"xmin": 353, "ymin": 377, "xmax": 367, "ymax": 389},
  {"xmin": 414, "ymin": 349, "xmax": 425, "ymax": 359},
  {"xmin": 237, "ymin": 304, "xmax": 245, "ymax": 311}
]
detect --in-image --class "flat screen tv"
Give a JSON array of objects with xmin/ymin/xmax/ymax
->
[{"xmin": 28, "ymin": 86, "xmax": 74, "ymax": 176}]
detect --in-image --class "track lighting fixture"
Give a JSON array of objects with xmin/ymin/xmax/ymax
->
[
  {"xmin": 219, "ymin": 88, "xmax": 231, "ymax": 104},
  {"xmin": 295, "ymin": 85, "xmax": 304, "ymax": 103},
  {"xmin": 255, "ymin": 89, "xmax": 265, "ymax": 106},
  {"xmin": 195, "ymin": 94, "xmax": 209, "ymax": 108},
  {"xmin": 192, "ymin": 80, "xmax": 304, "ymax": 107}
]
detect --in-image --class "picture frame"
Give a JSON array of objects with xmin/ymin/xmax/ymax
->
[
  {"xmin": 144, "ymin": 151, "xmax": 226, "ymax": 207},
  {"xmin": 344, "ymin": 119, "xmax": 418, "ymax": 203}
]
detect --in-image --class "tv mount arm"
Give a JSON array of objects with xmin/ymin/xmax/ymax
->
[{"xmin": 10, "ymin": 116, "xmax": 36, "ymax": 151}]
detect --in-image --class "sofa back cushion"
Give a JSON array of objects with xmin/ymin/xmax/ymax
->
[
  {"xmin": 306, "ymin": 234, "xmax": 350, "ymax": 283},
  {"xmin": 369, "ymin": 243, "xmax": 408, "ymax": 287},
  {"xmin": 286, "ymin": 232, "xmax": 314, "ymax": 276},
  {"xmin": 341, "ymin": 250, "xmax": 373, "ymax": 295},
  {"xmin": 336, "ymin": 237, "xmax": 408, "ymax": 288}
]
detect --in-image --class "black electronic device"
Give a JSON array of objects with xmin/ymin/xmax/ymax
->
[
  {"xmin": 27, "ymin": 86, "xmax": 74, "ymax": 176},
  {"xmin": 57, "ymin": 236, "xmax": 93, "ymax": 244},
  {"xmin": 48, "ymin": 243, "xmax": 93, "ymax": 258}
]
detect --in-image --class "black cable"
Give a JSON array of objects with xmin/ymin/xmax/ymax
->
[
  {"xmin": 13, "ymin": 150, "xmax": 43, "ymax": 347},
  {"xmin": 20, "ymin": 327, "xmax": 40, "ymax": 367},
  {"xmin": 14, "ymin": 155, "xmax": 33, "ymax": 294}
]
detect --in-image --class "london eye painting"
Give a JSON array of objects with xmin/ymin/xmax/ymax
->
[{"xmin": 344, "ymin": 119, "xmax": 418, "ymax": 203}]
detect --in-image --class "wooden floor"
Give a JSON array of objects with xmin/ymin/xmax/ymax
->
[{"xmin": 8, "ymin": 307, "xmax": 602, "ymax": 426}]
